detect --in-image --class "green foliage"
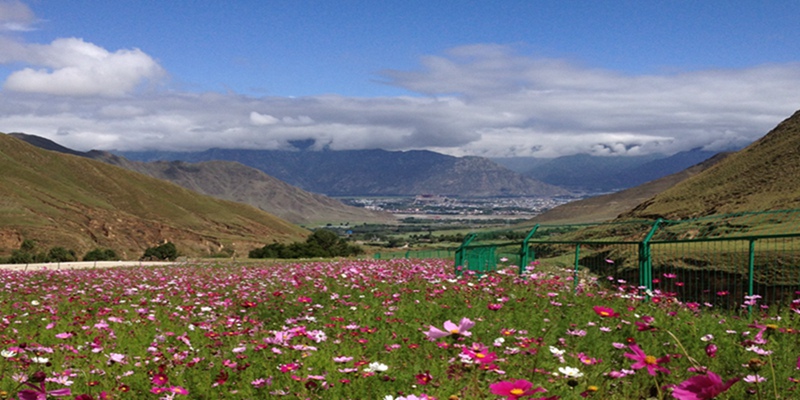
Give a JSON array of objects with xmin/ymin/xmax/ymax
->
[
  {"xmin": 142, "ymin": 242, "xmax": 179, "ymax": 261},
  {"xmin": 250, "ymin": 229, "xmax": 363, "ymax": 259},
  {"xmin": 83, "ymin": 248, "xmax": 118, "ymax": 261},
  {"xmin": 7, "ymin": 249, "xmax": 35, "ymax": 264},
  {"xmin": 3, "ymin": 239, "xmax": 79, "ymax": 264},
  {"xmin": 47, "ymin": 246, "xmax": 77, "ymax": 262},
  {"xmin": 19, "ymin": 239, "xmax": 37, "ymax": 252}
]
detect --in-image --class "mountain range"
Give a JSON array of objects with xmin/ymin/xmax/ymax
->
[
  {"xmin": 117, "ymin": 148, "xmax": 570, "ymax": 197},
  {"xmin": 531, "ymin": 109, "xmax": 800, "ymax": 224},
  {"xmin": 493, "ymin": 148, "xmax": 726, "ymax": 192}
]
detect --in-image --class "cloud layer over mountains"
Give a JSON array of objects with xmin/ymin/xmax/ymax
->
[{"xmin": 1, "ymin": 1, "xmax": 799, "ymax": 158}]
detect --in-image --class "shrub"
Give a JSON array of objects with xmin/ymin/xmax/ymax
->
[
  {"xmin": 47, "ymin": 247, "xmax": 78, "ymax": 262},
  {"xmin": 142, "ymin": 242, "xmax": 178, "ymax": 261},
  {"xmin": 7, "ymin": 249, "xmax": 34, "ymax": 264},
  {"xmin": 83, "ymin": 248, "xmax": 118, "ymax": 261},
  {"xmin": 250, "ymin": 229, "xmax": 363, "ymax": 259}
]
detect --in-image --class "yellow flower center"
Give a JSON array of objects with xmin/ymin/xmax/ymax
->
[
  {"xmin": 588, "ymin": 385, "xmax": 599, "ymax": 392},
  {"xmin": 450, "ymin": 329, "xmax": 460, "ymax": 334},
  {"xmin": 510, "ymin": 388, "xmax": 524, "ymax": 395},
  {"xmin": 476, "ymin": 353, "xmax": 485, "ymax": 359},
  {"xmin": 644, "ymin": 355, "xmax": 657, "ymax": 365},
  {"xmin": 766, "ymin": 324, "xmax": 778, "ymax": 331},
  {"xmin": 600, "ymin": 311, "xmax": 610, "ymax": 316}
]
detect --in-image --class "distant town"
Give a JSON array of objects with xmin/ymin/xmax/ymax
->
[{"xmin": 340, "ymin": 195, "xmax": 581, "ymax": 220}]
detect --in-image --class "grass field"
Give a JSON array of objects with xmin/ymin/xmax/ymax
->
[{"xmin": 1, "ymin": 259, "xmax": 798, "ymax": 399}]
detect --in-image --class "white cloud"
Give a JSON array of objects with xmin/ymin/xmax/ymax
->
[
  {"xmin": 1, "ymin": 43, "xmax": 799, "ymax": 158},
  {"xmin": 1, "ymin": 37, "xmax": 165, "ymax": 96},
  {"xmin": 250, "ymin": 111, "xmax": 279, "ymax": 125},
  {"xmin": 0, "ymin": 0, "xmax": 36, "ymax": 31}
]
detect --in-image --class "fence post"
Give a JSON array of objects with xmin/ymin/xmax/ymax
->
[
  {"xmin": 573, "ymin": 243, "xmax": 581, "ymax": 292},
  {"xmin": 748, "ymin": 239, "xmax": 756, "ymax": 316},
  {"xmin": 519, "ymin": 224, "xmax": 540, "ymax": 275},
  {"xmin": 639, "ymin": 219, "xmax": 663, "ymax": 296},
  {"xmin": 455, "ymin": 233, "xmax": 477, "ymax": 275}
]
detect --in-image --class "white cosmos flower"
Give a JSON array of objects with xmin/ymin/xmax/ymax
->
[
  {"xmin": 558, "ymin": 366, "xmax": 584, "ymax": 378},
  {"xmin": 31, "ymin": 356, "xmax": 49, "ymax": 364},
  {"xmin": 364, "ymin": 362, "xmax": 389, "ymax": 372}
]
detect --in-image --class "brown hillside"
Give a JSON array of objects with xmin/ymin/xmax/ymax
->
[
  {"xmin": 0, "ymin": 134, "xmax": 308, "ymax": 259},
  {"xmin": 623, "ymin": 110, "xmax": 800, "ymax": 220}
]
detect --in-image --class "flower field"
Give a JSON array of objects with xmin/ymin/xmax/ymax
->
[{"xmin": 1, "ymin": 259, "xmax": 798, "ymax": 399}]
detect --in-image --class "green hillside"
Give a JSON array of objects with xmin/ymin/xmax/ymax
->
[{"xmin": 0, "ymin": 134, "xmax": 308, "ymax": 259}]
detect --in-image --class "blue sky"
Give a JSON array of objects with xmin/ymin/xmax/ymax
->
[{"xmin": 1, "ymin": 0, "xmax": 800, "ymax": 157}]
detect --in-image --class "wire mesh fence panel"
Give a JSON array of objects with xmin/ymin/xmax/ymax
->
[
  {"xmin": 650, "ymin": 240, "xmax": 751, "ymax": 309},
  {"xmin": 454, "ymin": 209, "xmax": 800, "ymax": 307},
  {"xmin": 372, "ymin": 249, "xmax": 455, "ymax": 260},
  {"xmin": 752, "ymin": 237, "xmax": 800, "ymax": 310}
]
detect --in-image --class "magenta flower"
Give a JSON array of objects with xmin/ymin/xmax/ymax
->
[
  {"xmin": 17, "ymin": 381, "xmax": 71, "ymax": 400},
  {"xmin": 623, "ymin": 344, "xmax": 670, "ymax": 375},
  {"xmin": 151, "ymin": 373, "xmax": 169, "ymax": 386},
  {"xmin": 169, "ymin": 386, "xmax": 189, "ymax": 395},
  {"xmin": 704, "ymin": 343, "xmax": 717, "ymax": 358},
  {"xmin": 489, "ymin": 379, "xmax": 546, "ymax": 399},
  {"xmin": 424, "ymin": 317, "xmax": 474, "ymax": 340},
  {"xmin": 592, "ymin": 305, "xmax": 619, "ymax": 318},
  {"xmin": 672, "ymin": 371, "xmax": 739, "ymax": 400},
  {"xmin": 462, "ymin": 344, "xmax": 498, "ymax": 365}
]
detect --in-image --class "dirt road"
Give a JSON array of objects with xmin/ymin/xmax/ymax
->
[{"xmin": 0, "ymin": 260, "xmax": 177, "ymax": 271}]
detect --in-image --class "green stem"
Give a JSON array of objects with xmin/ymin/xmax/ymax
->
[
  {"xmin": 664, "ymin": 330, "xmax": 702, "ymax": 370},
  {"xmin": 653, "ymin": 373, "xmax": 663, "ymax": 399},
  {"xmin": 767, "ymin": 352, "xmax": 779, "ymax": 399}
]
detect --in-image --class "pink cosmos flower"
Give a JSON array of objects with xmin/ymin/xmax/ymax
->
[
  {"xmin": 704, "ymin": 343, "xmax": 717, "ymax": 358},
  {"xmin": 169, "ymin": 386, "xmax": 189, "ymax": 395},
  {"xmin": 424, "ymin": 317, "xmax": 475, "ymax": 340},
  {"xmin": 623, "ymin": 344, "xmax": 670, "ymax": 376},
  {"xmin": 671, "ymin": 371, "xmax": 739, "ymax": 400},
  {"xmin": 462, "ymin": 344, "xmax": 498, "ymax": 365},
  {"xmin": 151, "ymin": 373, "xmax": 169, "ymax": 386},
  {"xmin": 17, "ymin": 381, "xmax": 71, "ymax": 400},
  {"xmin": 396, "ymin": 395, "xmax": 431, "ymax": 400},
  {"xmin": 592, "ymin": 306, "xmax": 619, "ymax": 318},
  {"xmin": 489, "ymin": 379, "xmax": 547, "ymax": 399}
]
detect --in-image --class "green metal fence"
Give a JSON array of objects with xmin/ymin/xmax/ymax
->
[
  {"xmin": 455, "ymin": 209, "xmax": 800, "ymax": 308},
  {"xmin": 373, "ymin": 249, "xmax": 454, "ymax": 260}
]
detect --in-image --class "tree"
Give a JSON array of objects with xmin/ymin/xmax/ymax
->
[
  {"xmin": 47, "ymin": 247, "xmax": 77, "ymax": 262},
  {"xmin": 8, "ymin": 249, "xmax": 34, "ymax": 264},
  {"xmin": 249, "ymin": 229, "xmax": 363, "ymax": 259},
  {"xmin": 83, "ymin": 248, "xmax": 118, "ymax": 261},
  {"xmin": 20, "ymin": 239, "xmax": 37, "ymax": 253},
  {"xmin": 142, "ymin": 242, "xmax": 178, "ymax": 261}
]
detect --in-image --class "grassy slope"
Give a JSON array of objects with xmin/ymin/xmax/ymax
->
[{"xmin": 0, "ymin": 134, "xmax": 308, "ymax": 258}]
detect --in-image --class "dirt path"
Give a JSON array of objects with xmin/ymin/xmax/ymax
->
[{"xmin": 0, "ymin": 260, "xmax": 177, "ymax": 271}]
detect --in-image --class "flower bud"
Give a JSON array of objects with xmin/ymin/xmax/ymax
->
[{"xmin": 705, "ymin": 343, "xmax": 718, "ymax": 358}]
